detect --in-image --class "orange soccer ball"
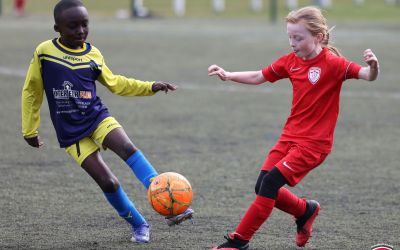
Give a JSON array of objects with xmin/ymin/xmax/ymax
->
[{"xmin": 148, "ymin": 172, "xmax": 193, "ymax": 216}]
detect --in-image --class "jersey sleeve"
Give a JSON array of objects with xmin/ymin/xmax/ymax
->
[
  {"xmin": 261, "ymin": 54, "xmax": 290, "ymax": 83},
  {"xmin": 97, "ymin": 59, "xmax": 155, "ymax": 96},
  {"xmin": 344, "ymin": 60, "xmax": 362, "ymax": 80},
  {"xmin": 21, "ymin": 50, "xmax": 44, "ymax": 138}
]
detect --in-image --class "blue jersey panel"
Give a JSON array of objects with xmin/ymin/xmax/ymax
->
[{"xmin": 39, "ymin": 46, "xmax": 110, "ymax": 147}]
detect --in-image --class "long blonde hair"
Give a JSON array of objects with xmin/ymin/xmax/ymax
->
[{"xmin": 286, "ymin": 6, "xmax": 342, "ymax": 57}]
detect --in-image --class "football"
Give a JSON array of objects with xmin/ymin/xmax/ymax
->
[{"xmin": 148, "ymin": 172, "xmax": 193, "ymax": 216}]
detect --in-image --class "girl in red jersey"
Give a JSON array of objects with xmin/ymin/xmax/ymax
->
[{"xmin": 208, "ymin": 6, "xmax": 379, "ymax": 250}]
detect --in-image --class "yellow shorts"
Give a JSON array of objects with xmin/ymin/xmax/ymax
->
[{"xmin": 65, "ymin": 117, "xmax": 122, "ymax": 166}]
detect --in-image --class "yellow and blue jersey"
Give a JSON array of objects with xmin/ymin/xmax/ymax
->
[{"xmin": 22, "ymin": 38, "xmax": 155, "ymax": 148}]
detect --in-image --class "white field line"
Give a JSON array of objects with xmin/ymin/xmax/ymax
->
[
  {"xmin": 2, "ymin": 65, "xmax": 399, "ymax": 100},
  {"xmin": 0, "ymin": 66, "xmax": 26, "ymax": 78}
]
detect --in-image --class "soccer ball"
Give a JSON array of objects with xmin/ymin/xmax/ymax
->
[{"xmin": 147, "ymin": 172, "xmax": 193, "ymax": 216}]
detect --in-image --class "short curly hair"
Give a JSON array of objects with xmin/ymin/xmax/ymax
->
[{"xmin": 53, "ymin": 0, "xmax": 84, "ymax": 24}]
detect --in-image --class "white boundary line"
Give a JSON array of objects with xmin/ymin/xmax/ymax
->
[{"xmin": 0, "ymin": 66, "xmax": 26, "ymax": 78}]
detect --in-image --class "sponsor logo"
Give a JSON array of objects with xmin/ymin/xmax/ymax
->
[
  {"xmin": 371, "ymin": 244, "xmax": 394, "ymax": 250},
  {"xmin": 123, "ymin": 211, "xmax": 133, "ymax": 220},
  {"xmin": 308, "ymin": 67, "xmax": 321, "ymax": 85},
  {"xmin": 106, "ymin": 123, "xmax": 119, "ymax": 129},
  {"xmin": 53, "ymin": 81, "xmax": 92, "ymax": 100},
  {"xmin": 63, "ymin": 55, "xmax": 83, "ymax": 62},
  {"xmin": 283, "ymin": 161, "xmax": 295, "ymax": 171}
]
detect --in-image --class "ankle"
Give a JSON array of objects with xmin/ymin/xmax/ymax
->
[{"xmin": 230, "ymin": 232, "xmax": 249, "ymax": 245}]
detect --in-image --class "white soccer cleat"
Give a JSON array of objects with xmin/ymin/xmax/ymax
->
[
  {"xmin": 131, "ymin": 223, "xmax": 150, "ymax": 243},
  {"xmin": 165, "ymin": 207, "xmax": 194, "ymax": 226}
]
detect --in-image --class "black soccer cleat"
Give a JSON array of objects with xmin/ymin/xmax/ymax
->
[{"xmin": 211, "ymin": 233, "xmax": 249, "ymax": 250}]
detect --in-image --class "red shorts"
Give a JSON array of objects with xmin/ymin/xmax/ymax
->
[{"xmin": 261, "ymin": 141, "xmax": 328, "ymax": 187}]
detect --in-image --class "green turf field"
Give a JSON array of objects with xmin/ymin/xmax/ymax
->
[{"xmin": 0, "ymin": 6, "xmax": 399, "ymax": 250}]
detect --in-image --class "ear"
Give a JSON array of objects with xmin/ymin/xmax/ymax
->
[
  {"xmin": 54, "ymin": 24, "xmax": 59, "ymax": 33},
  {"xmin": 316, "ymin": 32, "xmax": 324, "ymax": 43}
]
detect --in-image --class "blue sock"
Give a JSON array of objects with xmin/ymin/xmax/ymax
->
[
  {"xmin": 104, "ymin": 185, "xmax": 146, "ymax": 228},
  {"xmin": 126, "ymin": 150, "xmax": 158, "ymax": 189}
]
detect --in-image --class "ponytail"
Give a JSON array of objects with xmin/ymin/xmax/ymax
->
[{"xmin": 323, "ymin": 26, "xmax": 342, "ymax": 57}]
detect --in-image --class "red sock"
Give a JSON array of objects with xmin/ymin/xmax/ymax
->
[
  {"xmin": 235, "ymin": 195, "xmax": 275, "ymax": 240},
  {"xmin": 274, "ymin": 187, "xmax": 306, "ymax": 218}
]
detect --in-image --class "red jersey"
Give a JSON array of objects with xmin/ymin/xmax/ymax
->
[{"xmin": 262, "ymin": 48, "xmax": 362, "ymax": 153}]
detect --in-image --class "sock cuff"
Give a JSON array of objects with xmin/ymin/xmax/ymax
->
[
  {"xmin": 104, "ymin": 185, "xmax": 123, "ymax": 197},
  {"xmin": 255, "ymin": 195, "xmax": 275, "ymax": 208},
  {"xmin": 126, "ymin": 150, "xmax": 143, "ymax": 166}
]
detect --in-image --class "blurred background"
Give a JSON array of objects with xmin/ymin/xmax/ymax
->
[{"xmin": 1, "ymin": 0, "xmax": 400, "ymax": 21}]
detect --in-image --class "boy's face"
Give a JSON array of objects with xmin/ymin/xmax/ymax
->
[{"xmin": 54, "ymin": 6, "xmax": 89, "ymax": 49}]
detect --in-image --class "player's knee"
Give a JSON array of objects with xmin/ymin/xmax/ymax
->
[
  {"xmin": 255, "ymin": 183, "xmax": 260, "ymax": 195},
  {"xmin": 255, "ymin": 170, "xmax": 268, "ymax": 194},
  {"xmin": 99, "ymin": 175, "xmax": 120, "ymax": 193},
  {"xmin": 258, "ymin": 167, "xmax": 287, "ymax": 199}
]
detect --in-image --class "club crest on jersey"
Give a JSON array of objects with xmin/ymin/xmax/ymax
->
[{"xmin": 308, "ymin": 67, "xmax": 321, "ymax": 85}]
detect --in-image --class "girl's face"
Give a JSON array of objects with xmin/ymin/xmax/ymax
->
[
  {"xmin": 54, "ymin": 6, "xmax": 89, "ymax": 49},
  {"xmin": 287, "ymin": 21, "xmax": 323, "ymax": 60}
]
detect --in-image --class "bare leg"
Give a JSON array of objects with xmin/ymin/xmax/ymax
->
[
  {"xmin": 81, "ymin": 150, "xmax": 119, "ymax": 193},
  {"xmin": 103, "ymin": 127, "xmax": 137, "ymax": 161}
]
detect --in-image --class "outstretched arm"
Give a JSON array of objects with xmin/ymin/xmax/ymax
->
[
  {"xmin": 358, "ymin": 49, "xmax": 379, "ymax": 81},
  {"xmin": 99, "ymin": 63, "xmax": 178, "ymax": 95},
  {"xmin": 208, "ymin": 64, "xmax": 266, "ymax": 85}
]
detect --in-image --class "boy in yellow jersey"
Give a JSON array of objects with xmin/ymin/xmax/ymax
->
[{"xmin": 21, "ymin": 0, "xmax": 193, "ymax": 243}]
